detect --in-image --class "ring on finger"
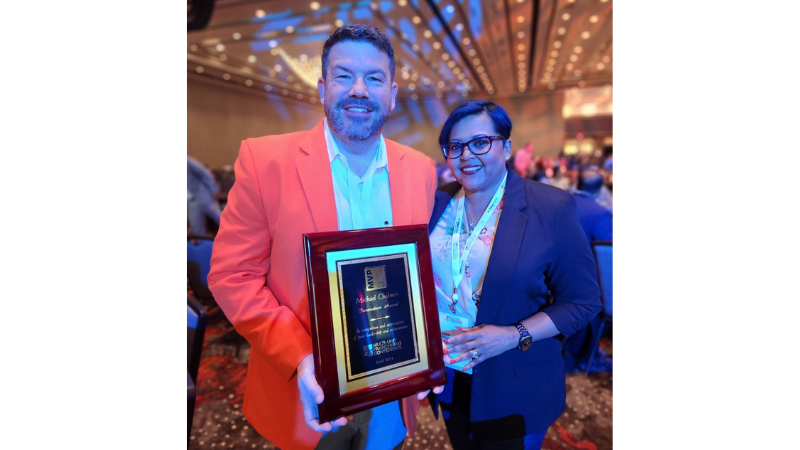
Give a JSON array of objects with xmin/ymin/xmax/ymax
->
[{"xmin": 471, "ymin": 349, "xmax": 479, "ymax": 360}]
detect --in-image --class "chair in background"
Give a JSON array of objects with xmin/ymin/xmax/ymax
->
[
  {"xmin": 188, "ymin": 295, "xmax": 208, "ymax": 443},
  {"xmin": 187, "ymin": 236, "xmax": 247, "ymax": 357},
  {"xmin": 584, "ymin": 240, "xmax": 612, "ymax": 373},
  {"xmin": 187, "ymin": 236, "xmax": 215, "ymax": 306}
]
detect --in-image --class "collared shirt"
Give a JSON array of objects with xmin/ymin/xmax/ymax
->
[
  {"xmin": 324, "ymin": 119, "xmax": 393, "ymax": 231},
  {"xmin": 429, "ymin": 190, "xmax": 504, "ymax": 325}
]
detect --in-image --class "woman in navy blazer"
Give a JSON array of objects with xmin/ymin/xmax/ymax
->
[{"xmin": 428, "ymin": 101, "xmax": 601, "ymax": 449}]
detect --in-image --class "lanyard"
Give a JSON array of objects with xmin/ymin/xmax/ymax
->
[{"xmin": 449, "ymin": 173, "xmax": 507, "ymax": 313}]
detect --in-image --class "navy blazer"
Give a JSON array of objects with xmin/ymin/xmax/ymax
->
[{"xmin": 428, "ymin": 170, "xmax": 602, "ymax": 437}]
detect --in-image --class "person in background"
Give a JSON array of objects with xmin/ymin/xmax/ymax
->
[
  {"xmin": 550, "ymin": 164, "xmax": 571, "ymax": 191},
  {"xmin": 508, "ymin": 142, "xmax": 533, "ymax": 178},
  {"xmin": 572, "ymin": 166, "xmax": 613, "ymax": 242},
  {"xmin": 207, "ymin": 24, "xmax": 441, "ymax": 450},
  {"xmin": 529, "ymin": 158, "xmax": 552, "ymax": 185},
  {"xmin": 187, "ymin": 155, "xmax": 221, "ymax": 236},
  {"xmin": 427, "ymin": 101, "xmax": 601, "ymax": 450}
]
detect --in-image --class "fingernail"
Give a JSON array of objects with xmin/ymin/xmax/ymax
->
[
  {"xmin": 450, "ymin": 359, "xmax": 455, "ymax": 364},
  {"xmin": 462, "ymin": 367, "xmax": 467, "ymax": 372},
  {"xmin": 443, "ymin": 349, "xmax": 449, "ymax": 354},
  {"xmin": 445, "ymin": 339, "xmax": 451, "ymax": 344}
]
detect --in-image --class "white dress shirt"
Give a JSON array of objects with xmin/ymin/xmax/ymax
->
[{"xmin": 324, "ymin": 119, "xmax": 393, "ymax": 231}]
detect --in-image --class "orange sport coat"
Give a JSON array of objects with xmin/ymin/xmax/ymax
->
[{"xmin": 208, "ymin": 120, "xmax": 438, "ymax": 450}]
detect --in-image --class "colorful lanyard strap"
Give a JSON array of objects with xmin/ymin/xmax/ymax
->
[{"xmin": 449, "ymin": 173, "xmax": 507, "ymax": 313}]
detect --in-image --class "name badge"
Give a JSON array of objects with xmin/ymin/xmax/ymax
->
[{"xmin": 438, "ymin": 310, "xmax": 474, "ymax": 375}]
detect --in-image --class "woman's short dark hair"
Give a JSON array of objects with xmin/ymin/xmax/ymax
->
[
  {"xmin": 321, "ymin": 24, "xmax": 395, "ymax": 81},
  {"xmin": 438, "ymin": 101, "xmax": 513, "ymax": 147}
]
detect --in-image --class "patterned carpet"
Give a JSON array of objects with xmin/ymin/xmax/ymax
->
[{"xmin": 189, "ymin": 308, "xmax": 612, "ymax": 450}]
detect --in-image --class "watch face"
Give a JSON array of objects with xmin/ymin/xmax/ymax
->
[{"xmin": 520, "ymin": 337, "xmax": 532, "ymax": 351}]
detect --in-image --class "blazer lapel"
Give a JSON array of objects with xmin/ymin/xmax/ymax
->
[
  {"xmin": 428, "ymin": 187, "xmax": 457, "ymax": 233},
  {"xmin": 296, "ymin": 121, "xmax": 339, "ymax": 232},
  {"xmin": 386, "ymin": 140, "xmax": 411, "ymax": 226},
  {"xmin": 475, "ymin": 171, "xmax": 528, "ymax": 326}
]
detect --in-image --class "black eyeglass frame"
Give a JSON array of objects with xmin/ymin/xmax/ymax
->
[{"xmin": 441, "ymin": 135, "xmax": 506, "ymax": 159}]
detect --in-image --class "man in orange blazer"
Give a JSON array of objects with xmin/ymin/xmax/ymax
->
[{"xmin": 208, "ymin": 24, "xmax": 440, "ymax": 450}]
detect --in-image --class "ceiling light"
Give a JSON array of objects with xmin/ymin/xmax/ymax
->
[
  {"xmin": 446, "ymin": 5, "xmax": 455, "ymax": 13},
  {"xmin": 248, "ymin": 55, "xmax": 257, "ymax": 63},
  {"xmin": 310, "ymin": 2, "xmax": 320, "ymax": 10},
  {"xmin": 398, "ymin": 0, "xmax": 407, "ymax": 5},
  {"xmin": 412, "ymin": 44, "xmax": 420, "ymax": 51},
  {"xmin": 411, "ymin": 94, "xmax": 418, "ymax": 100},
  {"xmin": 551, "ymin": 50, "xmax": 559, "ymax": 59},
  {"xmin": 517, "ymin": 0, "xmax": 525, "ymax": 3},
  {"xmin": 477, "ymin": 66, "xmax": 485, "ymax": 73},
  {"xmin": 457, "ymin": 73, "xmax": 465, "ymax": 80},
  {"xmin": 517, "ymin": 31, "xmax": 525, "ymax": 39},
  {"xmin": 190, "ymin": 44, "xmax": 198, "ymax": 52},
  {"xmin": 546, "ymin": 66, "xmax": 554, "ymax": 72},
  {"xmin": 456, "ymin": 23, "xmax": 464, "ymax": 31},
  {"xmin": 195, "ymin": 66, "xmax": 204, "ymax": 73},
  {"xmin": 447, "ymin": 61, "xmax": 456, "ymax": 68},
  {"xmin": 562, "ymin": 13, "xmax": 570, "ymax": 21},
  {"xmin": 558, "ymin": 27, "xmax": 566, "ymax": 35},
  {"xmin": 423, "ymin": 78, "xmax": 432, "ymax": 84},
  {"xmin": 424, "ymin": 30, "xmax": 432, "ymax": 38},
  {"xmin": 268, "ymin": 40, "xmax": 278, "ymax": 48},
  {"xmin": 602, "ymin": 56, "xmax": 611, "ymax": 63},
  {"xmin": 370, "ymin": 2, "xmax": 378, "ymax": 10},
  {"xmin": 574, "ymin": 70, "xmax": 582, "ymax": 76},
  {"xmin": 245, "ymin": 79, "xmax": 253, "ymax": 87},
  {"xmin": 581, "ymin": 31, "xmax": 591, "ymax": 39},
  {"xmin": 412, "ymin": 16, "xmax": 421, "ymax": 24},
  {"xmin": 255, "ymin": 10, "xmax": 265, "ymax": 18},
  {"xmin": 548, "ymin": 83, "xmax": 555, "ymax": 90},
  {"xmin": 274, "ymin": 64, "xmax": 282, "ymax": 72},
  {"xmin": 543, "ymin": 72, "xmax": 551, "ymax": 79},
  {"xmin": 437, "ymin": 81, "xmax": 445, "ymax": 88},
  {"xmin": 269, "ymin": 70, "xmax": 276, "ymax": 77},
  {"xmin": 601, "ymin": 0, "xmax": 609, "ymax": 2},
  {"xmin": 554, "ymin": 41, "xmax": 562, "ymax": 49},
  {"xmin": 574, "ymin": 46, "xmax": 583, "ymax": 53},
  {"xmin": 472, "ymin": 58, "xmax": 480, "ymax": 65},
  {"xmin": 433, "ymin": 42, "xmax": 441, "ymax": 49},
  {"xmin": 468, "ymin": 49, "xmax": 477, "ymax": 56},
  {"xmin": 402, "ymin": 72, "xmax": 410, "ymax": 80},
  {"xmin": 265, "ymin": 85, "xmax": 273, "ymax": 92},
  {"xmin": 223, "ymin": 73, "xmax": 230, "ymax": 80},
  {"xmin": 232, "ymin": 32, "xmax": 242, "ymax": 40},
  {"xmin": 409, "ymin": 83, "xmax": 416, "ymax": 91},
  {"xmin": 286, "ymin": 75, "xmax": 294, "ymax": 83},
  {"xmin": 517, "ymin": 43, "xmax": 526, "ymax": 51},
  {"xmin": 463, "ymin": 37, "xmax": 471, "ymax": 45},
  {"xmin": 548, "ymin": 58, "xmax": 556, "ymax": 65},
  {"xmin": 569, "ymin": 55, "xmax": 578, "ymax": 62},
  {"xmin": 215, "ymin": 43, "xmax": 225, "ymax": 51},
  {"xmin": 219, "ymin": 54, "xmax": 227, "ymax": 61},
  {"xmin": 517, "ymin": 16, "xmax": 525, "ymax": 23},
  {"xmin": 590, "ymin": 15, "xmax": 599, "ymax": 23},
  {"xmin": 517, "ymin": 54, "xmax": 526, "ymax": 61},
  {"xmin": 597, "ymin": 62, "xmax": 605, "ymax": 70},
  {"xmin": 335, "ymin": 19, "xmax": 344, "ymax": 27},
  {"xmin": 518, "ymin": 62, "xmax": 525, "ymax": 69},
  {"xmin": 286, "ymin": 26, "xmax": 295, "ymax": 33},
  {"xmin": 566, "ymin": 63, "xmax": 574, "ymax": 70},
  {"xmin": 442, "ymin": 53, "xmax": 450, "ymax": 60}
]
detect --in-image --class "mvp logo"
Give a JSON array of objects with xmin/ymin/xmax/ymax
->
[{"xmin": 365, "ymin": 265, "xmax": 387, "ymax": 291}]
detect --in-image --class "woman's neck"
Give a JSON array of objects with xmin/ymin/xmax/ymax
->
[{"xmin": 463, "ymin": 170, "xmax": 507, "ymax": 223}]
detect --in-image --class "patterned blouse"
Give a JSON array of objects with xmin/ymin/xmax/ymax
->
[{"xmin": 429, "ymin": 189, "xmax": 505, "ymax": 325}]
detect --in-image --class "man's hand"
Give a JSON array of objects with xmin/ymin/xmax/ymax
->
[
  {"xmin": 415, "ymin": 385, "xmax": 445, "ymax": 400},
  {"xmin": 297, "ymin": 353, "xmax": 349, "ymax": 432}
]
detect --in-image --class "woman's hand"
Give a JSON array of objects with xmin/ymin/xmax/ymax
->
[{"xmin": 444, "ymin": 324, "xmax": 519, "ymax": 371}]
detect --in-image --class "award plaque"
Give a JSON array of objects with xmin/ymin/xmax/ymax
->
[{"xmin": 303, "ymin": 224, "xmax": 446, "ymax": 423}]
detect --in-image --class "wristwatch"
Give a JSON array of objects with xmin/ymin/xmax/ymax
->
[{"xmin": 513, "ymin": 322, "xmax": 532, "ymax": 351}]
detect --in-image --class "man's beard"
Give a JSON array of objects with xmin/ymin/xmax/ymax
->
[{"xmin": 325, "ymin": 98, "xmax": 389, "ymax": 142}]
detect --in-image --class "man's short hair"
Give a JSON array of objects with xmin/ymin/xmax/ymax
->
[
  {"xmin": 321, "ymin": 24, "xmax": 395, "ymax": 81},
  {"xmin": 578, "ymin": 167, "xmax": 604, "ymax": 193}
]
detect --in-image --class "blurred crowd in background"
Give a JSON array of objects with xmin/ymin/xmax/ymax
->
[{"xmin": 188, "ymin": 144, "xmax": 613, "ymax": 240}]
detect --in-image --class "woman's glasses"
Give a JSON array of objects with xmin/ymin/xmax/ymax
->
[{"xmin": 441, "ymin": 135, "xmax": 505, "ymax": 159}]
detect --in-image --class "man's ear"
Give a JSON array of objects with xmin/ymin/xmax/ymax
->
[
  {"xmin": 389, "ymin": 81, "xmax": 398, "ymax": 112},
  {"xmin": 317, "ymin": 77, "xmax": 326, "ymax": 106}
]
